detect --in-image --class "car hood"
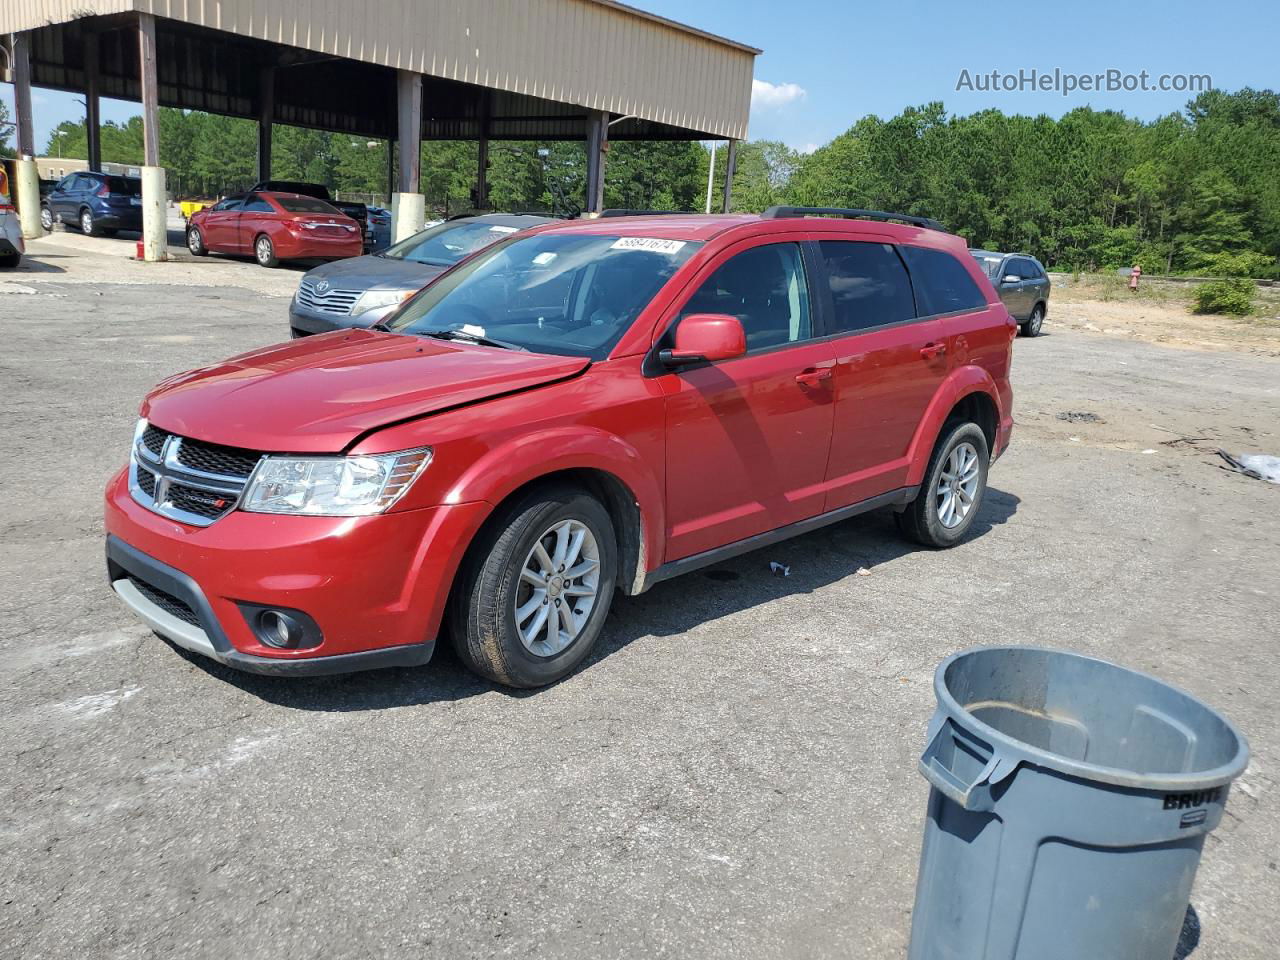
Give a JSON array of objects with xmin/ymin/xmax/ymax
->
[
  {"xmin": 142, "ymin": 330, "xmax": 590, "ymax": 453},
  {"xmin": 303, "ymin": 254, "xmax": 449, "ymax": 292}
]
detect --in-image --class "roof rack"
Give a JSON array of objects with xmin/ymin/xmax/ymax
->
[
  {"xmin": 760, "ymin": 206, "xmax": 945, "ymax": 231},
  {"xmin": 597, "ymin": 209, "xmax": 692, "ymax": 218}
]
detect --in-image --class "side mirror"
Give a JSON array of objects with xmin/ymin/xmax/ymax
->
[
  {"xmin": 1002, "ymin": 274, "xmax": 1022, "ymax": 284},
  {"xmin": 661, "ymin": 313, "xmax": 746, "ymax": 367}
]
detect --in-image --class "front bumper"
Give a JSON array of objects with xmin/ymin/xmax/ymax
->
[
  {"xmin": 288, "ymin": 300, "xmax": 393, "ymax": 337},
  {"xmin": 104, "ymin": 468, "xmax": 490, "ymax": 676}
]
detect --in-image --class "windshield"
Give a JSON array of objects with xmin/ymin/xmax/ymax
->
[
  {"xmin": 386, "ymin": 233, "xmax": 702, "ymax": 360},
  {"xmin": 383, "ymin": 220, "xmax": 528, "ymax": 267},
  {"xmin": 971, "ymin": 252, "xmax": 1003, "ymax": 278},
  {"xmin": 276, "ymin": 195, "xmax": 341, "ymax": 214}
]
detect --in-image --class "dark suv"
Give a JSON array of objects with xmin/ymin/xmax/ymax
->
[
  {"xmin": 40, "ymin": 171, "xmax": 143, "ymax": 236},
  {"xmin": 970, "ymin": 250, "xmax": 1050, "ymax": 336}
]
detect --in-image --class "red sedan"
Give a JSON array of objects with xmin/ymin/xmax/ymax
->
[{"xmin": 186, "ymin": 191, "xmax": 363, "ymax": 267}]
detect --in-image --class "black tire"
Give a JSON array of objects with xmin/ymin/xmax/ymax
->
[
  {"xmin": 895, "ymin": 420, "xmax": 990, "ymax": 548},
  {"xmin": 0, "ymin": 252, "xmax": 20, "ymax": 268},
  {"xmin": 254, "ymin": 233, "xmax": 278, "ymax": 268},
  {"xmin": 450, "ymin": 485, "xmax": 617, "ymax": 688},
  {"xmin": 1019, "ymin": 303, "xmax": 1045, "ymax": 337},
  {"xmin": 79, "ymin": 207, "xmax": 101, "ymax": 237},
  {"xmin": 187, "ymin": 226, "xmax": 208, "ymax": 256},
  {"xmin": 39, "ymin": 206, "xmax": 54, "ymax": 232}
]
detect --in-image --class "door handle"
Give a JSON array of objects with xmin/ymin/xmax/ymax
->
[
  {"xmin": 795, "ymin": 367, "xmax": 833, "ymax": 388},
  {"xmin": 920, "ymin": 342, "xmax": 947, "ymax": 361}
]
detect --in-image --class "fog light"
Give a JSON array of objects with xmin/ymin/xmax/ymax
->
[{"xmin": 257, "ymin": 609, "xmax": 304, "ymax": 648}]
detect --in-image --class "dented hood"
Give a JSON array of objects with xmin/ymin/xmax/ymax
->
[{"xmin": 142, "ymin": 329, "xmax": 589, "ymax": 452}]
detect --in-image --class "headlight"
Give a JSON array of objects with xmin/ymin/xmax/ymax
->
[
  {"xmin": 351, "ymin": 288, "xmax": 414, "ymax": 318},
  {"xmin": 241, "ymin": 448, "xmax": 432, "ymax": 516}
]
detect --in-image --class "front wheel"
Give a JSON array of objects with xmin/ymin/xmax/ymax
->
[
  {"xmin": 895, "ymin": 421, "xmax": 990, "ymax": 548},
  {"xmin": 39, "ymin": 206, "xmax": 54, "ymax": 231},
  {"xmin": 1019, "ymin": 303, "xmax": 1044, "ymax": 337},
  {"xmin": 187, "ymin": 226, "xmax": 208, "ymax": 256},
  {"xmin": 450, "ymin": 486, "xmax": 617, "ymax": 688},
  {"xmin": 254, "ymin": 234, "xmax": 278, "ymax": 268}
]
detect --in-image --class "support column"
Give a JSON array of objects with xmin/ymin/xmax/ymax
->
[
  {"xmin": 385, "ymin": 141, "xmax": 395, "ymax": 206},
  {"xmin": 84, "ymin": 31, "xmax": 102, "ymax": 172},
  {"xmin": 258, "ymin": 66, "xmax": 275, "ymax": 182},
  {"xmin": 11, "ymin": 31, "xmax": 42, "ymax": 239},
  {"xmin": 137, "ymin": 13, "xmax": 167, "ymax": 261},
  {"xmin": 474, "ymin": 93, "xmax": 490, "ymax": 210},
  {"xmin": 722, "ymin": 140, "xmax": 738, "ymax": 214},
  {"xmin": 585, "ymin": 110, "xmax": 608, "ymax": 215},
  {"xmin": 392, "ymin": 69, "xmax": 424, "ymax": 242}
]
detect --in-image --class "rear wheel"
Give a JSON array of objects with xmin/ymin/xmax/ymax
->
[
  {"xmin": 895, "ymin": 421, "xmax": 989, "ymax": 548},
  {"xmin": 79, "ymin": 207, "xmax": 101, "ymax": 237},
  {"xmin": 187, "ymin": 226, "xmax": 208, "ymax": 256},
  {"xmin": 0, "ymin": 252, "xmax": 20, "ymax": 268},
  {"xmin": 1020, "ymin": 303, "xmax": 1044, "ymax": 337},
  {"xmin": 254, "ymin": 234, "xmax": 278, "ymax": 268},
  {"xmin": 450, "ymin": 485, "xmax": 617, "ymax": 688}
]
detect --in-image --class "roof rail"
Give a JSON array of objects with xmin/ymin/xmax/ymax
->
[
  {"xmin": 597, "ymin": 209, "xmax": 692, "ymax": 218},
  {"xmin": 760, "ymin": 206, "xmax": 945, "ymax": 231}
]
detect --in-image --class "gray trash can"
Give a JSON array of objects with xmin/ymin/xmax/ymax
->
[{"xmin": 908, "ymin": 646, "xmax": 1248, "ymax": 960}]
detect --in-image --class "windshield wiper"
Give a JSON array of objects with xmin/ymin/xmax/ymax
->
[
  {"xmin": 369, "ymin": 322, "xmax": 393, "ymax": 332},
  {"xmin": 418, "ymin": 329, "xmax": 527, "ymax": 351}
]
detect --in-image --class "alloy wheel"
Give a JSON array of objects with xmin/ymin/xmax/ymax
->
[
  {"xmin": 937, "ymin": 441, "xmax": 980, "ymax": 529},
  {"xmin": 513, "ymin": 518, "xmax": 600, "ymax": 657},
  {"xmin": 187, "ymin": 228, "xmax": 203, "ymax": 254},
  {"xmin": 40, "ymin": 207, "xmax": 53, "ymax": 231},
  {"xmin": 80, "ymin": 209, "xmax": 93, "ymax": 234},
  {"xmin": 256, "ymin": 236, "xmax": 272, "ymax": 264}
]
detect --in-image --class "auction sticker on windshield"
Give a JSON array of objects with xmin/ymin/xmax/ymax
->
[{"xmin": 610, "ymin": 237, "xmax": 687, "ymax": 254}]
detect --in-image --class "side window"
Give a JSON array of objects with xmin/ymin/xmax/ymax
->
[
  {"xmin": 214, "ymin": 195, "xmax": 244, "ymax": 212},
  {"xmin": 818, "ymin": 240, "xmax": 916, "ymax": 333},
  {"xmin": 901, "ymin": 246, "xmax": 988, "ymax": 315},
  {"xmin": 679, "ymin": 243, "xmax": 811, "ymax": 352},
  {"xmin": 1011, "ymin": 257, "xmax": 1034, "ymax": 279},
  {"xmin": 241, "ymin": 195, "xmax": 272, "ymax": 213},
  {"xmin": 1026, "ymin": 258, "xmax": 1044, "ymax": 279}
]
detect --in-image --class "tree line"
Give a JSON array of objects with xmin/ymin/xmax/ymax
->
[{"xmin": 9, "ymin": 87, "xmax": 1279, "ymax": 276}]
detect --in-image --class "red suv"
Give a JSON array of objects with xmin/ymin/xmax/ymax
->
[{"xmin": 105, "ymin": 207, "xmax": 1015, "ymax": 687}]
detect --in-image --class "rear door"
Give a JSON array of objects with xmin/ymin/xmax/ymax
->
[
  {"xmin": 658, "ymin": 238, "xmax": 838, "ymax": 561},
  {"xmin": 819, "ymin": 239, "xmax": 950, "ymax": 508},
  {"xmin": 236, "ymin": 193, "xmax": 276, "ymax": 253}
]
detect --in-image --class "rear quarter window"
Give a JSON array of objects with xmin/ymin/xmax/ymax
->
[{"xmin": 902, "ymin": 246, "xmax": 989, "ymax": 315}]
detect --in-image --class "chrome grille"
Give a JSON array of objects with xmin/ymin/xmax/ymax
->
[
  {"xmin": 129, "ymin": 426, "xmax": 263, "ymax": 527},
  {"xmin": 296, "ymin": 277, "xmax": 361, "ymax": 316}
]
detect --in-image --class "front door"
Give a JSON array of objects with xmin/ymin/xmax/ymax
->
[
  {"xmin": 816, "ymin": 239, "xmax": 951, "ymax": 507},
  {"xmin": 201, "ymin": 196, "xmax": 244, "ymax": 251},
  {"xmin": 660, "ymin": 240, "xmax": 837, "ymax": 562}
]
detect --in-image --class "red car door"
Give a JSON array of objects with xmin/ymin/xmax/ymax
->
[
  {"xmin": 659, "ymin": 239, "xmax": 837, "ymax": 562},
  {"xmin": 199, "ymin": 195, "xmax": 244, "ymax": 251},
  {"xmin": 820, "ymin": 240, "xmax": 962, "ymax": 509},
  {"xmin": 236, "ymin": 193, "xmax": 277, "ymax": 254}
]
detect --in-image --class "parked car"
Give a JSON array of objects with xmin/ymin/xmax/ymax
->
[
  {"xmin": 289, "ymin": 213, "xmax": 554, "ymax": 337},
  {"xmin": 186, "ymin": 191, "xmax": 363, "ymax": 267},
  {"xmin": 970, "ymin": 249, "xmax": 1050, "ymax": 336},
  {"xmin": 0, "ymin": 166, "xmax": 24, "ymax": 268},
  {"xmin": 366, "ymin": 205, "xmax": 392, "ymax": 251},
  {"xmin": 40, "ymin": 171, "xmax": 143, "ymax": 236},
  {"xmin": 249, "ymin": 180, "xmax": 369, "ymax": 250},
  {"xmin": 105, "ymin": 207, "xmax": 1014, "ymax": 687}
]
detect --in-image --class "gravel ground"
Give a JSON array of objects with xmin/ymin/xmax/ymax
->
[{"xmin": 1, "ymin": 251, "xmax": 1277, "ymax": 960}]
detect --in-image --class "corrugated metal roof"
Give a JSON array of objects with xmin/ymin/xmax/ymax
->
[{"xmin": 1, "ymin": 0, "xmax": 757, "ymax": 139}]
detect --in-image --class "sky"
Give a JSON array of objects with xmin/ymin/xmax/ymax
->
[{"xmin": 3, "ymin": 0, "xmax": 1277, "ymax": 156}]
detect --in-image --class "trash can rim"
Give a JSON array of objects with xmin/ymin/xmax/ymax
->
[{"xmin": 934, "ymin": 645, "xmax": 1249, "ymax": 791}]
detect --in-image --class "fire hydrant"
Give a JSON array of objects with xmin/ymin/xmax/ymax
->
[{"xmin": 1129, "ymin": 264, "xmax": 1142, "ymax": 291}]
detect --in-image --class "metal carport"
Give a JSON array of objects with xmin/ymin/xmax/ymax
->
[{"xmin": 2, "ymin": 0, "xmax": 758, "ymax": 259}]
